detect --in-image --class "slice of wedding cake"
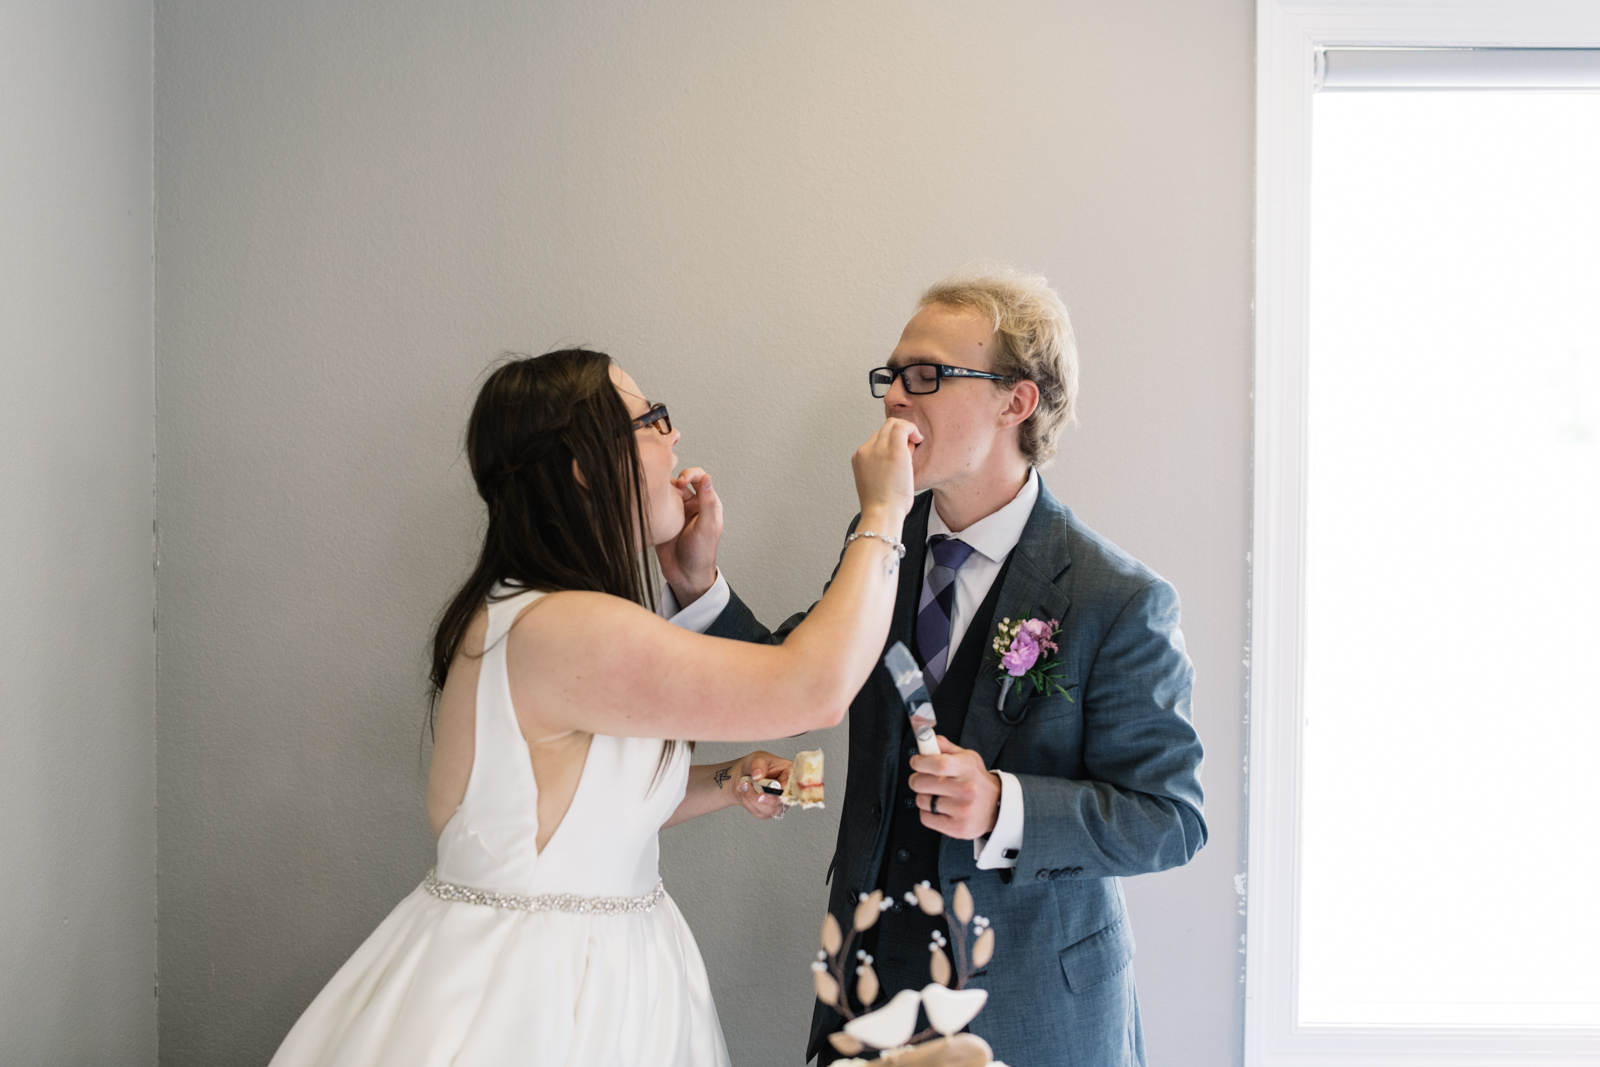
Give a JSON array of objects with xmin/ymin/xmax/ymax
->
[{"xmin": 780, "ymin": 749, "xmax": 825, "ymax": 809}]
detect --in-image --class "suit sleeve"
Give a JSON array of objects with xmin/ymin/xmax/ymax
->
[
  {"xmin": 703, "ymin": 515, "xmax": 858, "ymax": 645},
  {"xmin": 702, "ymin": 589, "xmax": 809, "ymax": 645},
  {"xmin": 1014, "ymin": 577, "xmax": 1207, "ymax": 879}
]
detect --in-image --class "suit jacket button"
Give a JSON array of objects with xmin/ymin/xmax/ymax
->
[
  {"xmin": 1036, "ymin": 869, "xmax": 1049, "ymax": 881},
  {"xmin": 897, "ymin": 848, "xmax": 911, "ymax": 862},
  {"xmin": 1070, "ymin": 867, "xmax": 1082, "ymax": 877}
]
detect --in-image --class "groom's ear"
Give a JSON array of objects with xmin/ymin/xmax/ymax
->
[
  {"xmin": 571, "ymin": 457, "xmax": 588, "ymax": 489},
  {"xmin": 998, "ymin": 379, "xmax": 1040, "ymax": 429}
]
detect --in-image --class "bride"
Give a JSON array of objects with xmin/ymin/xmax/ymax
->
[{"xmin": 269, "ymin": 349, "xmax": 917, "ymax": 1066}]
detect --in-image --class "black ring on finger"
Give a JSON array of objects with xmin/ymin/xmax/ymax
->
[{"xmin": 929, "ymin": 795, "xmax": 939, "ymax": 815}]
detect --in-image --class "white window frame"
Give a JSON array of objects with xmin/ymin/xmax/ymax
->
[{"xmin": 1248, "ymin": 3, "xmax": 1600, "ymax": 1065}]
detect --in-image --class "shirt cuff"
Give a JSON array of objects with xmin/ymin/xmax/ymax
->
[
  {"xmin": 659, "ymin": 571, "xmax": 728, "ymax": 632},
  {"xmin": 974, "ymin": 770, "xmax": 1024, "ymax": 869}
]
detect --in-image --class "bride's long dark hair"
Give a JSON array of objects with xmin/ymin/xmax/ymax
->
[{"xmin": 430, "ymin": 349, "xmax": 683, "ymax": 772}]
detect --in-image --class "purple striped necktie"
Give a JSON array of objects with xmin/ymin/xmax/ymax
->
[{"xmin": 916, "ymin": 535, "xmax": 978, "ymax": 692}]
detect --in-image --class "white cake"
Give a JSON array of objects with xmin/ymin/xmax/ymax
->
[{"xmin": 781, "ymin": 749, "xmax": 825, "ymax": 809}]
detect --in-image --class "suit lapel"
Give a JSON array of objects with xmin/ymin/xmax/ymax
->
[
  {"xmin": 957, "ymin": 483, "xmax": 1074, "ymax": 768},
  {"xmin": 890, "ymin": 495, "xmax": 932, "ymax": 652}
]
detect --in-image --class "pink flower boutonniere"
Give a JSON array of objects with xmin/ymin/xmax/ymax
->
[{"xmin": 991, "ymin": 615, "xmax": 1075, "ymax": 707}]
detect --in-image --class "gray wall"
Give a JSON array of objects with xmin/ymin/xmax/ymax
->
[
  {"xmin": 0, "ymin": 0, "xmax": 157, "ymax": 1062},
  {"xmin": 155, "ymin": 1, "xmax": 1252, "ymax": 1064}
]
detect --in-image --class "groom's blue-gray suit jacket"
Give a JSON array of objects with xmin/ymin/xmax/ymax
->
[{"xmin": 706, "ymin": 484, "xmax": 1206, "ymax": 1066}]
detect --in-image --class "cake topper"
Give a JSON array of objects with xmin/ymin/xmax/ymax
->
[{"xmin": 809, "ymin": 879, "xmax": 1005, "ymax": 1065}]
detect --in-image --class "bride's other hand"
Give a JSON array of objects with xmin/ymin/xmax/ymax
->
[
  {"xmin": 852, "ymin": 418, "xmax": 920, "ymax": 526},
  {"xmin": 656, "ymin": 467, "xmax": 722, "ymax": 606},
  {"xmin": 734, "ymin": 751, "xmax": 792, "ymax": 820}
]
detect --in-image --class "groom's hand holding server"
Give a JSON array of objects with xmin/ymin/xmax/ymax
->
[{"xmin": 909, "ymin": 735, "xmax": 1002, "ymax": 841}]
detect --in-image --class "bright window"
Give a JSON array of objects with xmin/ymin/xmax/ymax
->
[
  {"xmin": 1250, "ymin": 8, "xmax": 1600, "ymax": 1064},
  {"xmin": 1300, "ymin": 89, "xmax": 1600, "ymax": 1029}
]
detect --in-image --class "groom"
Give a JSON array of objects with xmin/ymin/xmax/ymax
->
[{"xmin": 659, "ymin": 267, "xmax": 1206, "ymax": 1066}]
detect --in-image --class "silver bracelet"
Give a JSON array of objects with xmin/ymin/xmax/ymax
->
[{"xmin": 844, "ymin": 529, "xmax": 907, "ymax": 559}]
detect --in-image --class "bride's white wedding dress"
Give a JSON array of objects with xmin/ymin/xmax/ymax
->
[{"xmin": 270, "ymin": 588, "xmax": 730, "ymax": 1066}]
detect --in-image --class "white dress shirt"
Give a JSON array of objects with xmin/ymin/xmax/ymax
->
[
  {"xmin": 660, "ymin": 570, "xmax": 731, "ymax": 632},
  {"xmin": 661, "ymin": 469, "xmax": 1038, "ymax": 871},
  {"xmin": 924, "ymin": 470, "xmax": 1037, "ymax": 870}
]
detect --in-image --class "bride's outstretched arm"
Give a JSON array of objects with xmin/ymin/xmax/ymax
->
[
  {"xmin": 508, "ymin": 418, "xmax": 919, "ymax": 743},
  {"xmin": 662, "ymin": 751, "xmax": 792, "ymax": 828}
]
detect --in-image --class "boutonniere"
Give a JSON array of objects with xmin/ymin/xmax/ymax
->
[{"xmin": 991, "ymin": 614, "xmax": 1075, "ymax": 709}]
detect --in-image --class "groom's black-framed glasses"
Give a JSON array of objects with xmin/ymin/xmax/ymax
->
[
  {"xmin": 630, "ymin": 403, "xmax": 673, "ymax": 435},
  {"xmin": 868, "ymin": 363, "xmax": 1012, "ymax": 398}
]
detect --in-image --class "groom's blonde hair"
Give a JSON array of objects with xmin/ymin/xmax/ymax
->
[{"xmin": 918, "ymin": 263, "xmax": 1078, "ymax": 467}]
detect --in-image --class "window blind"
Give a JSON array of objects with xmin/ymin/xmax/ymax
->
[{"xmin": 1317, "ymin": 47, "xmax": 1600, "ymax": 90}]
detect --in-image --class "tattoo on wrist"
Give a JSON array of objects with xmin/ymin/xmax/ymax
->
[{"xmin": 712, "ymin": 766, "xmax": 733, "ymax": 789}]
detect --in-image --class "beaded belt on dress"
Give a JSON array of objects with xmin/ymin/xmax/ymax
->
[{"xmin": 422, "ymin": 869, "xmax": 665, "ymax": 916}]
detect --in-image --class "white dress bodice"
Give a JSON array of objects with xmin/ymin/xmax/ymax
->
[{"xmin": 434, "ymin": 586, "xmax": 689, "ymax": 898}]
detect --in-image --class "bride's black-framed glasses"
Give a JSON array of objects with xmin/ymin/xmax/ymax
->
[
  {"xmin": 868, "ymin": 363, "xmax": 1012, "ymax": 398},
  {"xmin": 630, "ymin": 403, "xmax": 673, "ymax": 435}
]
